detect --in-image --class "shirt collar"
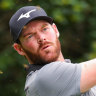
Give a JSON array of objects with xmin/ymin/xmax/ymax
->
[{"xmin": 26, "ymin": 59, "xmax": 71, "ymax": 74}]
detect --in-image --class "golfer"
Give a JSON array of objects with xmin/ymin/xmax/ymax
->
[{"xmin": 9, "ymin": 6, "xmax": 96, "ymax": 96}]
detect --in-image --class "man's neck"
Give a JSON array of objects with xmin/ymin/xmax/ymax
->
[{"xmin": 56, "ymin": 51, "xmax": 64, "ymax": 62}]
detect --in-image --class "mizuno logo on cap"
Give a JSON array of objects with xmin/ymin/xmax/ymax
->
[{"xmin": 17, "ymin": 9, "xmax": 36, "ymax": 21}]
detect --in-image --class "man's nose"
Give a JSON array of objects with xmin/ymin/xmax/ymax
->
[{"xmin": 37, "ymin": 33, "xmax": 46, "ymax": 44}]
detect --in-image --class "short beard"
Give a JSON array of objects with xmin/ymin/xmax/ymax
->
[{"xmin": 21, "ymin": 39, "xmax": 61, "ymax": 65}]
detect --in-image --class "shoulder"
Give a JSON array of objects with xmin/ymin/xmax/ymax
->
[
  {"xmin": 36, "ymin": 61, "xmax": 82, "ymax": 95},
  {"xmin": 38, "ymin": 61, "xmax": 81, "ymax": 76},
  {"xmin": 36, "ymin": 61, "xmax": 81, "ymax": 85},
  {"xmin": 25, "ymin": 61, "xmax": 82, "ymax": 83}
]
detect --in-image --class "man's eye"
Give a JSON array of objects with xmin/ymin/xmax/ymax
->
[
  {"xmin": 28, "ymin": 35, "xmax": 33, "ymax": 38},
  {"xmin": 43, "ymin": 27, "xmax": 48, "ymax": 31}
]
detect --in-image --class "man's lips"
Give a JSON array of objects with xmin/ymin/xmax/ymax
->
[{"xmin": 41, "ymin": 44, "xmax": 51, "ymax": 50}]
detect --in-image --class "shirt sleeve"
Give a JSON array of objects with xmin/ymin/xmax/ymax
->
[{"xmin": 35, "ymin": 61, "xmax": 82, "ymax": 96}]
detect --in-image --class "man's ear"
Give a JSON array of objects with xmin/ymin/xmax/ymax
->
[
  {"xmin": 52, "ymin": 23, "xmax": 60, "ymax": 37},
  {"xmin": 13, "ymin": 43, "xmax": 25, "ymax": 56}
]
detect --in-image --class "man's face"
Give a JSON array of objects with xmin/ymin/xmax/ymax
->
[{"xmin": 19, "ymin": 20, "xmax": 61, "ymax": 64}]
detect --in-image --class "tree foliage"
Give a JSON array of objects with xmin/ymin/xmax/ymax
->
[{"xmin": 0, "ymin": 0, "xmax": 96, "ymax": 96}]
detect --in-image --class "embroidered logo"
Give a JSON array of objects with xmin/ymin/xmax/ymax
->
[{"xmin": 17, "ymin": 9, "xmax": 36, "ymax": 21}]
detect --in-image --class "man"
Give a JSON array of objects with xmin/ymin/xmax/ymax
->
[{"xmin": 9, "ymin": 6, "xmax": 96, "ymax": 96}]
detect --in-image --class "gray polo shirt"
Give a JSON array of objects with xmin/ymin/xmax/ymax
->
[{"xmin": 24, "ymin": 61, "xmax": 96, "ymax": 96}]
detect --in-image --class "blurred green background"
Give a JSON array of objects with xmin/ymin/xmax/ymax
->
[{"xmin": 0, "ymin": 0, "xmax": 96, "ymax": 96}]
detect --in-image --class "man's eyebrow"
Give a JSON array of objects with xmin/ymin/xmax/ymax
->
[
  {"xmin": 41, "ymin": 23, "xmax": 49, "ymax": 28},
  {"xmin": 22, "ymin": 32, "xmax": 33, "ymax": 37}
]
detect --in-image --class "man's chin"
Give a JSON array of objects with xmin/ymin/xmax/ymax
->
[{"xmin": 40, "ymin": 53, "xmax": 58, "ymax": 64}]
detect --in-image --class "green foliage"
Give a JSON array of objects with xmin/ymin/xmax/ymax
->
[
  {"xmin": 85, "ymin": 41, "xmax": 96, "ymax": 59},
  {"xmin": 0, "ymin": 0, "xmax": 14, "ymax": 10},
  {"xmin": 0, "ymin": 47, "xmax": 27, "ymax": 96},
  {"xmin": 0, "ymin": 0, "xmax": 96, "ymax": 96}
]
